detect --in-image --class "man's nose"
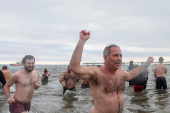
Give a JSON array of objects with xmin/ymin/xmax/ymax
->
[{"xmin": 117, "ymin": 55, "xmax": 122, "ymax": 60}]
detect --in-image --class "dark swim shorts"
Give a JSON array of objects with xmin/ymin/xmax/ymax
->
[
  {"xmin": 156, "ymin": 77, "xmax": 167, "ymax": 89},
  {"xmin": 63, "ymin": 87, "xmax": 76, "ymax": 94},
  {"xmin": 81, "ymin": 84, "xmax": 90, "ymax": 88},
  {"xmin": 9, "ymin": 100, "xmax": 31, "ymax": 113}
]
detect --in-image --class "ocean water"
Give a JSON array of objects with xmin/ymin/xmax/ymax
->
[{"xmin": 0, "ymin": 64, "xmax": 170, "ymax": 113}]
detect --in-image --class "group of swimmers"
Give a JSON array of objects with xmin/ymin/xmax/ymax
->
[
  {"xmin": 127, "ymin": 57, "xmax": 167, "ymax": 92},
  {"xmin": 1, "ymin": 30, "xmax": 167, "ymax": 113}
]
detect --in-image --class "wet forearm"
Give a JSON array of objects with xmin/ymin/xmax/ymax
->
[
  {"xmin": 129, "ymin": 65, "xmax": 146, "ymax": 79},
  {"xmin": 4, "ymin": 85, "xmax": 11, "ymax": 100}
]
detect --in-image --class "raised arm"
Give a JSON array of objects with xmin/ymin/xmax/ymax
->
[
  {"xmin": 69, "ymin": 30, "xmax": 95, "ymax": 81},
  {"xmin": 4, "ymin": 73, "xmax": 18, "ymax": 104},
  {"xmin": 124, "ymin": 57, "xmax": 154, "ymax": 81}
]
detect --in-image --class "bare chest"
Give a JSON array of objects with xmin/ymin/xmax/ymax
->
[
  {"xmin": 99, "ymin": 74, "xmax": 125, "ymax": 94},
  {"xmin": 17, "ymin": 75, "xmax": 37, "ymax": 87},
  {"xmin": 64, "ymin": 73, "xmax": 75, "ymax": 80}
]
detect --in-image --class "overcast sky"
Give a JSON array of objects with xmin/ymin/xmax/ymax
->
[{"xmin": 0, "ymin": 0, "xmax": 170, "ymax": 65}]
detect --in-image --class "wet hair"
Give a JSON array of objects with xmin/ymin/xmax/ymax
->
[
  {"xmin": 103, "ymin": 44, "xmax": 119, "ymax": 58},
  {"xmin": 159, "ymin": 57, "xmax": 164, "ymax": 62},
  {"xmin": 44, "ymin": 68, "xmax": 48, "ymax": 73},
  {"xmin": 2, "ymin": 65, "xmax": 7, "ymax": 69},
  {"xmin": 22, "ymin": 55, "xmax": 35, "ymax": 64}
]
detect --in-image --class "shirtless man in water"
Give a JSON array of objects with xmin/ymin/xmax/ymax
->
[
  {"xmin": 59, "ymin": 66, "xmax": 76, "ymax": 94},
  {"xmin": 154, "ymin": 57, "xmax": 167, "ymax": 89},
  {"xmin": 69, "ymin": 30, "xmax": 154, "ymax": 113},
  {"xmin": 2, "ymin": 65, "xmax": 10, "ymax": 82},
  {"xmin": 4, "ymin": 55, "xmax": 41, "ymax": 113}
]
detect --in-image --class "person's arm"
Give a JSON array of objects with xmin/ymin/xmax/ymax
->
[
  {"xmin": 35, "ymin": 71, "xmax": 41, "ymax": 90},
  {"xmin": 4, "ymin": 73, "xmax": 18, "ymax": 104},
  {"xmin": 153, "ymin": 66, "xmax": 157, "ymax": 77},
  {"xmin": 59, "ymin": 73, "xmax": 66, "ymax": 87},
  {"xmin": 165, "ymin": 66, "xmax": 167, "ymax": 74},
  {"xmin": 41, "ymin": 74, "xmax": 45, "ymax": 80},
  {"xmin": 69, "ymin": 30, "xmax": 96, "ymax": 81},
  {"xmin": 124, "ymin": 57, "xmax": 154, "ymax": 81}
]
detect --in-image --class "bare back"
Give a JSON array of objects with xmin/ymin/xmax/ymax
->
[
  {"xmin": 63, "ymin": 71, "xmax": 76, "ymax": 89},
  {"xmin": 2, "ymin": 70, "xmax": 10, "ymax": 82},
  {"xmin": 154, "ymin": 63, "xmax": 167, "ymax": 77},
  {"xmin": 90, "ymin": 67, "xmax": 125, "ymax": 113},
  {"xmin": 13, "ymin": 70, "xmax": 39, "ymax": 103}
]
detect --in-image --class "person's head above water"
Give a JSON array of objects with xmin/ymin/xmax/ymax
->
[
  {"xmin": 130, "ymin": 61, "xmax": 133, "ymax": 66},
  {"xmin": 159, "ymin": 57, "xmax": 164, "ymax": 63},
  {"xmin": 22, "ymin": 55, "xmax": 35, "ymax": 72},
  {"xmin": 44, "ymin": 68, "xmax": 48, "ymax": 74},
  {"xmin": 2, "ymin": 65, "xmax": 7, "ymax": 70},
  {"xmin": 103, "ymin": 44, "xmax": 122, "ymax": 70}
]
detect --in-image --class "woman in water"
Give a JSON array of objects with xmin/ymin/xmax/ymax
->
[{"xmin": 41, "ymin": 68, "xmax": 51, "ymax": 82}]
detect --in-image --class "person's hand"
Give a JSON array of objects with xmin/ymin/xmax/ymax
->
[
  {"xmin": 80, "ymin": 30, "xmax": 90, "ymax": 41},
  {"xmin": 35, "ymin": 81, "xmax": 41, "ymax": 90},
  {"xmin": 145, "ymin": 57, "xmax": 154, "ymax": 66},
  {"xmin": 48, "ymin": 73, "xmax": 51, "ymax": 76},
  {"xmin": 62, "ymin": 82, "xmax": 66, "ymax": 87},
  {"xmin": 7, "ymin": 98, "xmax": 15, "ymax": 104}
]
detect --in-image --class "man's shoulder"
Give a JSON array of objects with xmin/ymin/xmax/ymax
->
[
  {"xmin": 91, "ymin": 66, "xmax": 103, "ymax": 71},
  {"xmin": 10, "ymin": 71, "xmax": 21, "ymax": 79},
  {"xmin": 33, "ymin": 70, "xmax": 39, "ymax": 73},
  {"xmin": 2, "ymin": 70, "xmax": 10, "ymax": 74},
  {"xmin": 32, "ymin": 70, "xmax": 39, "ymax": 76},
  {"xmin": 118, "ymin": 68, "xmax": 126, "ymax": 73},
  {"xmin": 163, "ymin": 64, "xmax": 167, "ymax": 68},
  {"xmin": 13, "ymin": 70, "xmax": 23, "ymax": 75}
]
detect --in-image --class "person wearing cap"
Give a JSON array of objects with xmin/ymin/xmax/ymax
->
[{"xmin": 154, "ymin": 57, "xmax": 167, "ymax": 89}]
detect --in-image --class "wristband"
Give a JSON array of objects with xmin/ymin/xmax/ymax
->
[{"xmin": 143, "ymin": 63, "xmax": 148, "ymax": 68}]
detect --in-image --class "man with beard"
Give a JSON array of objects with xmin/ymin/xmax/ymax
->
[
  {"xmin": 4, "ymin": 55, "xmax": 41, "ymax": 113},
  {"xmin": 69, "ymin": 30, "xmax": 154, "ymax": 113},
  {"xmin": 59, "ymin": 66, "xmax": 76, "ymax": 94}
]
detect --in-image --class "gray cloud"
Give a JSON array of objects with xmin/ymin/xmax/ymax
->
[{"xmin": 0, "ymin": 0, "xmax": 170, "ymax": 64}]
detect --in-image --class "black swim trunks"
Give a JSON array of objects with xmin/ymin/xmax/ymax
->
[
  {"xmin": 156, "ymin": 77, "xmax": 167, "ymax": 89},
  {"xmin": 81, "ymin": 84, "xmax": 90, "ymax": 88},
  {"xmin": 63, "ymin": 87, "xmax": 76, "ymax": 94}
]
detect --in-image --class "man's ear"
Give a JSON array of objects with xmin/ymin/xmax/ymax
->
[{"xmin": 103, "ymin": 55, "xmax": 108, "ymax": 63}]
